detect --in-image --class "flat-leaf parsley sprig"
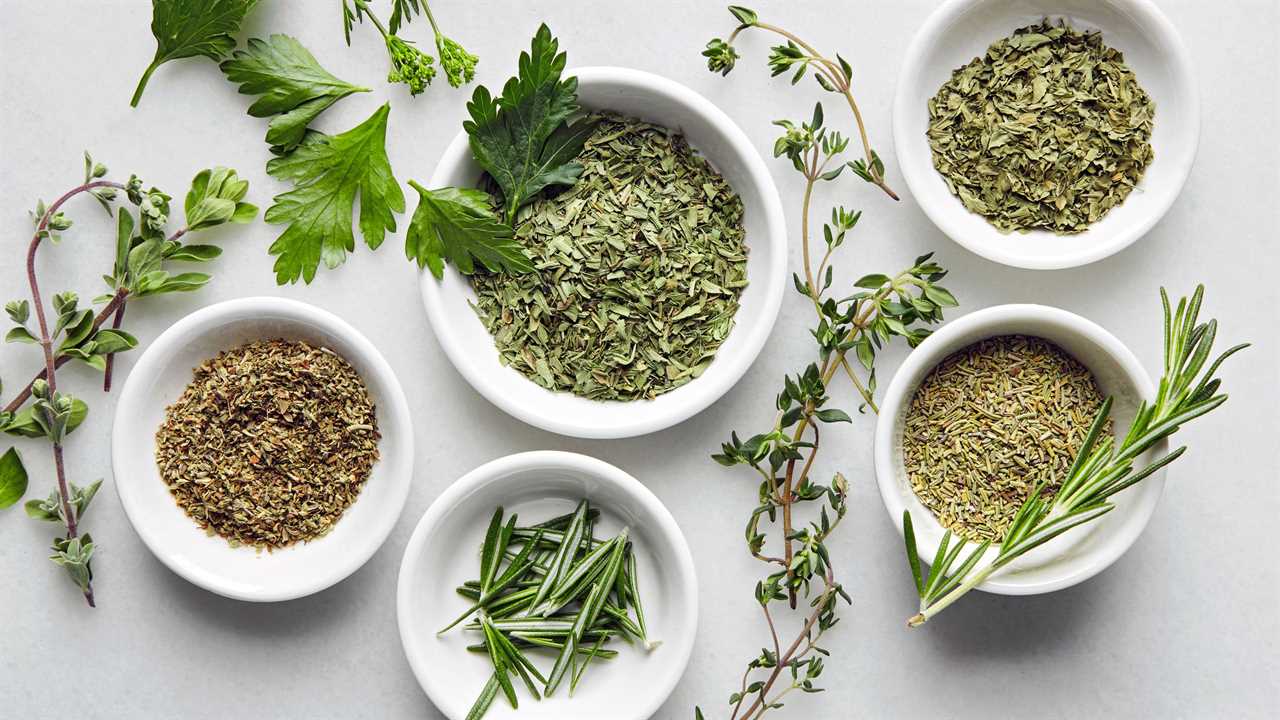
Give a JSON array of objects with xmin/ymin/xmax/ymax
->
[
  {"xmin": 902, "ymin": 285, "xmax": 1247, "ymax": 627},
  {"xmin": 2, "ymin": 155, "xmax": 256, "ymax": 605},
  {"xmin": 704, "ymin": 5, "xmax": 898, "ymax": 200},
  {"xmin": 696, "ymin": 104, "xmax": 957, "ymax": 719},
  {"xmin": 131, "ymin": 0, "xmax": 261, "ymax": 107}
]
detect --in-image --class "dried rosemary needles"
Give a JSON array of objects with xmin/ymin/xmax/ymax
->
[
  {"xmin": 903, "ymin": 335, "xmax": 1109, "ymax": 542},
  {"xmin": 469, "ymin": 113, "xmax": 749, "ymax": 401},
  {"xmin": 441, "ymin": 500, "xmax": 652, "ymax": 719},
  {"xmin": 927, "ymin": 20, "xmax": 1155, "ymax": 234},
  {"xmin": 155, "ymin": 339, "xmax": 380, "ymax": 549}
]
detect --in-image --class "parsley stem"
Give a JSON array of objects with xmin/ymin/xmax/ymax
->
[{"xmin": 129, "ymin": 60, "xmax": 160, "ymax": 108}]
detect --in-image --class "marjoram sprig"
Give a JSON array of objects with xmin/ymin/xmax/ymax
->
[
  {"xmin": 703, "ymin": 5, "xmax": 898, "ymax": 200},
  {"xmin": 697, "ymin": 100, "xmax": 957, "ymax": 718},
  {"xmin": 1, "ymin": 154, "xmax": 255, "ymax": 605},
  {"xmin": 902, "ymin": 285, "xmax": 1247, "ymax": 627}
]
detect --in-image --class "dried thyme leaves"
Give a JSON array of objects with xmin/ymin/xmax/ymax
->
[
  {"xmin": 469, "ymin": 113, "xmax": 749, "ymax": 401},
  {"xmin": 927, "ymin": 20, "xmax": 1155, "ymax": 234},
  {"xmin": 902, "ymin": 335, "xmax": 1110, "ymax": 542},
  {"xmin": 155, "ymin": 339, "xmax": 380, "ymax": 550}
]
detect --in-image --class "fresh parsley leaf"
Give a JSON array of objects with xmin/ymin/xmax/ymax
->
[
  {"xmin": 264, "ymin": 103, "xmax": 406, "ymax": 284},
  {"xmin": 221, "ymin": 34, "xmax": 371, "ymax": 153},
  {"xmin": 0, "ymin": 447, "xmax": 28, "ymax": 509},
  {"xmin": 131, "ymin": 0, "xmax": 260, "ymax": 107},
  {"xmin": 463, "ymin": 24, "xmax": 594, "ymax": 224},
  {"xmin": 405, "ymin": 182, "xmax": 533, "ymax": 279}
]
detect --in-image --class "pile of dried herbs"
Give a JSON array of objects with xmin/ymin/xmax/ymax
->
[
  {"xmin": 155, "ymin": 339, "xmax": 380, "ymax": 549},
  {"xmin": 469, "ymin": 113, "xmax": 749, "ymax": 401},
  {"xmin": 926, "ymin": 20, "xmax": 1155, "ymax": 234},
  {"xmin": 902, "ymin": 335, "xmax": 1110, "ymax": 542},
  {"xmin": 440, "ymin": 500, "xmax": 653, "ymax": 718}
]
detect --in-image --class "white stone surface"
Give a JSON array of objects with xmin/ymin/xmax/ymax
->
[{"xmin": 1, "ymin": 1, "xmax": 1276, "ymax": 718}]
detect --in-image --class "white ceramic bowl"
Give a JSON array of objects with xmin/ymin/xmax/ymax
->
[
  {"xmin": 420, "ymin": 66, "xmax": 787, "ymax": 439},
  {"xmin": 874, "ymin": 305, "xmax": 1167, "ymax": 594},
  {"xmin": 397, "ymin": 451, "xmax": 697, "ymax": 720},
  {"xmin": 893, "ymin": 0, "xmax": 1199, "ymax": 269},
  {"xmin": 111, "ymin": 297, "xmax": 413, "ymax": 602}
]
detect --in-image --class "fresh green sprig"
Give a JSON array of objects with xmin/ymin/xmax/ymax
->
[
  {"xmin": 703, "ymin": 5, "xmax": 898, "ymax": 200},
  {"xmin": 342, "ymin": 0, "xmax": 477, "ymax": 95},
  {"xmin": 902, "ymin": 285, "xmax": 1246, "ymax": 627},
  {"xmin": 444, "ymin": 501, "xmax": 652, "ymax": 719},
  {"xmin": 2, "ymin": 154, "xmax": 255, "ymax": 604},
  {"xmin": 131, "ymin": 0, "xmax": 260, "ymax": 107},
  {"xmin": 698, "ymin": 100, "xmax": 955, "ymax": 719}
]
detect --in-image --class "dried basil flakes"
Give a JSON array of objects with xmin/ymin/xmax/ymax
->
[
  {"xmin": 902, "ymin": 335, "xmax": 1111, "ymax": 543},
  {"xmin": 470, "ymin": 113, "xmax": 749, "ymax": 401},
  {"xmin": 155, "ymin": 339, "xmax": 380, "ymax": 550},
  {"xmin": 927, "ymin": 20, "xmax": 1155, "ymax": 234}
]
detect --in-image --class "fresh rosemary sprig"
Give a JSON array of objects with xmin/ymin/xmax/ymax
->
[
  {"xmin": 441, "ymin": 501, "xmax": 653, "ymax": 719},
  {"xmin": 698, "ymin": 98, "xmax": 957, "ymax": 717},
  {"xmin": 902, "ymin": 285, "xmax": 1247, "ymax": 626},
  {"xmin": 703, "ymin": 5, "xmax": 898, "ymax": 200},
  {"xmin": 1, "ymin": 154, "xmax": 255, "ymax": 605}
]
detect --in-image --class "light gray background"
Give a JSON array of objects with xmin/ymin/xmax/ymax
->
[{"xmin": 2, "ymin": 1, "xmax": 1277, "ymax": 718}]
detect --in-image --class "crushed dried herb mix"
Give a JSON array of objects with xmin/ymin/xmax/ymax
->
[
  {"xmin": 470, "ymin": 113, "xmax": 749, "ymax": 401},
  {"xmin": 155, "ymin": 339, "xmax": 380, "ymax": 550},
  {"xmin": 903, "ymin": 335, "xmax": 1111, "ymax": 543},
  {"xmin": 927, "ymin": 20, "xmax": 1155, "ymax": 234}
]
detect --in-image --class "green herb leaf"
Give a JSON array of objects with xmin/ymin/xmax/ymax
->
[
  {"xmin": 405, "ymin": 182, "xmax": 533, "ymax": 279},
  {"xmin": 463, "ymin": 24, "xmax": 594, "ymax": 224},
  {"xmin": 131, "ymin": 0, "xmax": 260, "ymax": 107},
  {"xmin": 184, "ymin": 167, "xmax": 258, "ymax": 231},
  {"xmin": 221, "ymin": 34, "xmax": 371, "ymax": 153},
  {"xmin": 0, "ymin": 447, "xmax": 28, "ymax": 509},
  {"xmin": 3, "ymin": 398, "xmax": 88, "ymax": 439},
  {"xmin": 264, "ymin": 104, "xmax": 406, "ymax": 284}
]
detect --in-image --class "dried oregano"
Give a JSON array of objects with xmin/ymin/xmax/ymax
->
[
  {"xmin": 927, "ymin": 20, "xmax": 1155, "ymax": 234},
  {"xmin": 469, "ymin": 113, "xmax": 749, "ymax": 401},
  {"xmin": 902, "ymin": 335, "xmax": 1110, "ymax": 543},
  {"xmin": 155, "ymin": 339, "xmax": 380, "ymax": 549}
]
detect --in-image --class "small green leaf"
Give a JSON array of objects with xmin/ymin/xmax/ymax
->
[
  {"xmin": 406, "ymin": 183, "xmax": 533, "ymax": 279},
  {"xmin": 0, "ymin": 447, "xmax": 28, "ymax": 509},
  {"xmin": 6, "ymin": 327, "xmax": 38, "ymax": 344}
]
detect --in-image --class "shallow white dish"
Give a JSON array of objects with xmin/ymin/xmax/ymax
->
[
  {"xmin": 397, "ymin": 451, "xmax": 697, "ymax": 720},
  {"xmin": 111, "ymin": 297, "xmax": 413, "ymax": 602},
  {"xmin": 874, "ymin": 304, "xmax": 1166, "ymax": 595},
  {"xmin": 892, "ymin": 0, "xmax": 1199, "ymax": 269},
  {"xmin": 421, "ymin": 66, "xmax": 787, "ymax": 439}
]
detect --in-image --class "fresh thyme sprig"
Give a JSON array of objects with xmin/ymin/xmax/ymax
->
[
  {"xmin": 704, "ymin": 5, "xmax": 899, "ymax": 200},
  {"xmin": 698, "ymin": 100, "xmax": 956, "ymax": 719},
  {"xmin": 342, "ymin": 0, "xmax": 478, "ymax": 95},
  {"xmin": 1, "ymin": 154, "xmax": 255, "ymax": 605},
  {"xmin": 902, "ymin": 285, "xmax": 1247, "ymax": 627}
]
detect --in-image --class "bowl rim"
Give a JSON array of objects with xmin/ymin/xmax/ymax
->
[
  {"xmin": 891, "ymin": 0, "xmax": 1201, "ymax": 270},
  {"xmin": 110, "ymin": 296, "xmax": 414, "ymax": 602},
  {"xmin": 419, "ymin": 65, "xmax": 788, "ymax": 439},
  {"xmin": 873, "ymin": 303, "xmax": 1166, "ymax": 595},
  {"xmin": 396, "ymin": 450, "xmax": 698, "ymax": 720}
]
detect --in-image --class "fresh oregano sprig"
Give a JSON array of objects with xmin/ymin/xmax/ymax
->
[
  {"xmin": 698, "ymin": 99, "xmax": 957, "ymax": 718},
  {"xmin": 1, "ymin": 154, "xmax": 255, "ymax": 605},
  {"xmin": 704, "ymin": 5, "xmax": 899, "ymax": 200},
  {"xmin": 902, "ymin": 285, "xmax": 1247, "ymax": 627}
]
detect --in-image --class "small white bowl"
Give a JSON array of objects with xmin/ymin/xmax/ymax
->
[
  {"xmin": 397, "ymin": 451, "xmax": 697, "ymax": 720},
  {"xmin": 111, "ymin": 297, "xmax": 413, "ymax": 602},
  {"xmin": 420, "ymin": 66, "xmax": 787, "ymax": 439},
  {"xmin": 874, "ymin": 305, "xmax": 1167, "ymax": 595},
  {"xmin": 893, "ymin": 0, "xmax": 1199, "ymax": 269}
]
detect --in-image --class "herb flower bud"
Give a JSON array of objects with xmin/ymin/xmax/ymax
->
[
  {"xmin": 702, "ymin": 38, "xmax": 739, "ymax": 76},
  {"xmin": 386, "ymin": 35, "xmax": 436, "ymax": 96},
  {"xmin": 436, "ymin": 34, "xmax": 477, "ymax": 88}
]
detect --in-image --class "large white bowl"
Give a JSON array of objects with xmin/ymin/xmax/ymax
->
[
  {"xmin": 397, "ymin": 451, "xmax": 697, "ymax": 720},
  {"xmin": 893, "ymin": 0, "xmax": 1199, "ymax": 269},
  {"xmin": 420, "ymin": 66, "xmax": 787, "ymax": 439},
  {"xmin": 111, "ymin": 297, "xmax": 413, "ymax": 602},
  {"xmin": 874, "ymin": 304, "xmax": 1167, "ymax": 595}
]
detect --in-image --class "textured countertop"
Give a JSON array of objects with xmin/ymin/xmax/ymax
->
[{"xmin": 2, "ymin": 1, "xmax": 1276, "ymax": 718}]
